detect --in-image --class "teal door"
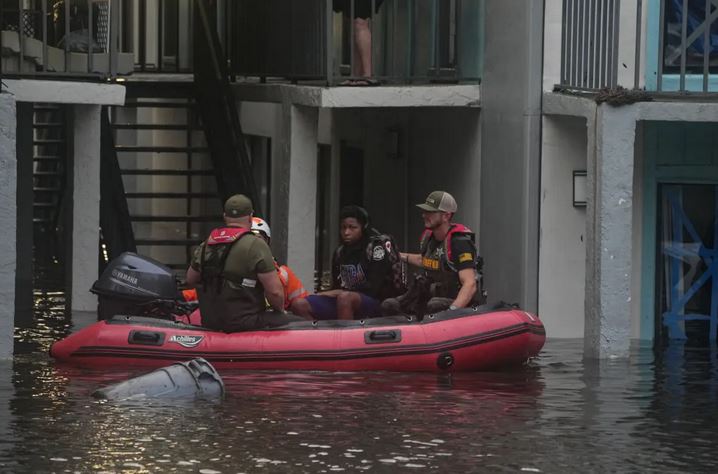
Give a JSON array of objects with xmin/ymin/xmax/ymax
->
[{"xmin": 658, "ymin": 184, "xmax": 718, "ymax": 345}]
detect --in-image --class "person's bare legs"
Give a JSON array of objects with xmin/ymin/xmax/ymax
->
[
  {"xmin": 336, "ymin": 291, "xmax": 361, "ymax": 320},
  {"xmin": 289, "ymin": 298, "xmax": 314, "ymax": 320},
  {"xmin": 353, "ymin": 17, "xmax": 372, "ymax": 78}
]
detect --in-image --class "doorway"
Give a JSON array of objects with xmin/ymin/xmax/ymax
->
[{"xmin": 657, "ymin": 184, "xmax": 718, "ymax": 346}]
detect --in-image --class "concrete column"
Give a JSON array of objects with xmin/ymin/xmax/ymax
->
[
  {"xmin": 0, "ymin": 94, "xmax": 17, "ymax": 359},
  {"xmin": 71, "ymin": 105, "xmax": 102, "ymax": 312},
  {"xmin": 14, "ymin": 103, "xmax": 34, "ymax": 326},
  {"xmin": 584, "ymin": 105, "xmax": 638, "ymax": 359},
  {"xmin": 285, "ymin": 105, "xmax": 319, "ymax": 289},
  {"xmin": 480, "ymin": 0, "xmax": 544, "ymax": 312}
]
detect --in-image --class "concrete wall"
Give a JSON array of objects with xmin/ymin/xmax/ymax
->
[
  {"xmin": 240, "ymin": 102, "xmax": 482, "ymax": 280},
  {"xmin": 0, "ymin": 94, "xmax": 17, "ymax": 359},
  {"xmin": 70, "ymin": 105, "xmax": 102, "ymax": 311},
  {"xmin": 331, "ymin": 107, "xmax": 482, "ymax": 256},
  {"xmin": 539, "ymin": 115, "xmax": 587, "ymax": 337},
  {"xmin": 480, "ymin": 0, "xmax": 544, "ymax": 311},
  {"xmin": 238, "ymin": 101, "xmax": 289, "ymax": 263},
  {"xmin": 543, "ymin": 0, "xmax": 562, "ymax": 92}
]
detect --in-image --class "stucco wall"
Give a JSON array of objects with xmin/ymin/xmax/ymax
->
[
  {"xmin": 0, "ymin": 94, "xmax": 17, "ymax": 359},
  {"xmin": 539, "ymin": 115, "xmax": 587, "ymax": 337}
]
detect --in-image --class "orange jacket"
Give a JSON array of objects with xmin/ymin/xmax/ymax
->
[
  {"xmin": 276, "ymin": 263, "xmax": 308, "ymax": 309},
  {"xmin": 181, "ymin": 288, "xmax": 198, "ymax": 302},
  {"xmin": 184, "ymin": 265, "xmax": 307, "ymax": 310}
]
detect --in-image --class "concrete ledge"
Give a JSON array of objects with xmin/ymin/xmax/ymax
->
[
  {"xmin": 635, "ymin": 101, "xmax": 718, "ymax": 122},
  {"xmin": 544, "ymin": 91, "xmax": 718, "ymax": 123},
  {"xmin": 2, "ymin": 79, "xmax": 125, "ymax": 105},
  {"xmin": 233, "ymin": 83, "xmax": 481, "ymax": 108},
  {"xmin": 543, "ymin": 92, "xmax": 597, "ymax": 119}
]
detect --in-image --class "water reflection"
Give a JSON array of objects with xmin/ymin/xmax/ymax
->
[{"xmin": 6, "ymin": 291, "xmax": 718, "ymax": 472}]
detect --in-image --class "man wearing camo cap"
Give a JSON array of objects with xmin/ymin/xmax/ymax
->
[{"xmin": 381, "ymin": 191, "xmax": 484, "ymax": 316}]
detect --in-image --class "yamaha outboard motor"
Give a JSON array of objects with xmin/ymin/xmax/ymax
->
[{"xmin": 92, "ymin": 252, "xmax": 181, "ymax": 321}]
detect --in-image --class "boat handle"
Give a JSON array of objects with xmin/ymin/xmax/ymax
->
[
  {"xmin": 364, "ymin": 330, "xmax": 402, "ymax": 344},
  {"xmin": 128, "ymin": 330, "xmax": 165, "ymax": 346}
]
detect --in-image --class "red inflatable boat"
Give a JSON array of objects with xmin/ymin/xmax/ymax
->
[{"xmin": 50, "ymin": 305, "xmax": 545, "ymax": 372}]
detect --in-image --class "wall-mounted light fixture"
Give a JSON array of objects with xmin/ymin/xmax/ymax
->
[{"xmin": 573, "ymin": 170, "xmax": 587, "ymax": 208}]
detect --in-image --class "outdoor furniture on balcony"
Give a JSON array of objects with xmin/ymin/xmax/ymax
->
[{"xmin": 1, "ymin": 0, "xmax": 132, "ymax": 78}]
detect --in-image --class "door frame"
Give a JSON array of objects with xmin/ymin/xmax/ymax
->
[{"xmin": 640, "ymin": 124, "xmax": 718, "ymax": 342}]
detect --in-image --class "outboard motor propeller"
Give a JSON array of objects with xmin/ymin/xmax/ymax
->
[{"xmin": 92, "ymin": 358, "xmax": 224, "ymax": 400}]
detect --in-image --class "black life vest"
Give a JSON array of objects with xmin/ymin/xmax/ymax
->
[
  {"xmin": 198, "ymin": 226, "xmax": 267, "ymax": 331},
  {"xmin": 418, "ymin": 223, "xmax": 481, "ymax": 300}
]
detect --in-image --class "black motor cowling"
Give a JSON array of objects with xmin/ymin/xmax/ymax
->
[{"xmin": 92, "ymin": 252, "xmax": 180, "ymax": 320}]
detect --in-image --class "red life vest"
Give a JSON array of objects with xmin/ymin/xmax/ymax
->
[
  {"xmin": 419, "ymin": 223, "xmax": 476, "ymax": 271},
  {"xmin": 207, "ymin": 227, "xmax": 251, "ymax": 246}
]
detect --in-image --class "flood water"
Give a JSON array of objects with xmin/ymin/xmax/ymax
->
[{"xmin": 3, "ymin": 288, "xmax": 718, "ymax": 473}]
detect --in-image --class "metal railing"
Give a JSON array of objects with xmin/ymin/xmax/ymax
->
[
  {"xmin": 131, "ymin": 0, "xmax": 231, "ymax": 73},
  {"xmin": 0, "ymin": 0, "xmax": 129, "ymax": 79},
  {"xmin": 657, "ymin": 0, "xmax": 718, "ymax": 92},
  {"xmin": 232, "ymin": 0, "xmax": 482, "ymax": 85},
  {"xmin": 560, "ymin": 0, "xmax": 623, "ymax": 90},
  {"xmin": 559, "ymin": 0, "xmax": 718, "ymax": 93}
]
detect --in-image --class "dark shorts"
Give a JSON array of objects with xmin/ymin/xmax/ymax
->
[
  {"xmin": 305, "ymin": 293, "xmax": 382, "ymax": 320},
  {"xmin": 333, "ymin": 0, "xmax": 384, "ymax": 19}
]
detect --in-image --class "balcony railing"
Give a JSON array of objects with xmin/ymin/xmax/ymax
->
[
  {"xmin": 0, "ymin": 0, "xmax": 133, "ymax": 80},
  {"xmin": 130, "ymin": 0, "xmax": 482, "ymax": 85},
  {"xmin": 559, "ymin": 0, "xmax": 718, "ymax": 93},
  {"xmin": 559, "ymin": 0, "xmax": 635, "ymax": 91},
  {"xmin": 656, "ymin": 0, "xmax": 718, "ymax": 92},
  {"xmin": 232, "ymin": 0, "xmax": 483, "ymax": 85},
  {"xmin": 1, "ymin": 0, "xmax": 482, "ymax": 85}
]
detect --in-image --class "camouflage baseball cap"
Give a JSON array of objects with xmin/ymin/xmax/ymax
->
[
  {"xmin": 416, "ymin": 191, "xmax": 457, "ymax": 213},
  {"xmin": 224, "ymin": 194, "xmax": 253, "ymax": 218}
]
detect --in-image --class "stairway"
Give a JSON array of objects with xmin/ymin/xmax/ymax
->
[
  {"xmin": 32, "ymin": 104, "xmax": 66, "ymax": 237},
  {"xmin": 109, "ymin": 86, "xmax": 223, "ymax": 271}
]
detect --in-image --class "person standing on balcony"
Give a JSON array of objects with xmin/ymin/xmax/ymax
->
[
  {"xmin": 381, "ymin": 191, "xmax": 485, "ymax": 317},
  {"xmin": 333, "ymin": 0, "xmax": 384, "ymax": 85},
  {"xmin": 185, "ymin": 194, "xmax": 305, "ymax": 332}
]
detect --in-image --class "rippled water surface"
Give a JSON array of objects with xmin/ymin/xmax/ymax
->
[{"xmin": 4, "ymin": 289, "xmax": 718, "ymax": 473}]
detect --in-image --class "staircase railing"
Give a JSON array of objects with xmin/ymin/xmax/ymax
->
[
  {"xmin": 99, "ymin": 106, "xmax": 136, "ymax": 264},
  {"xmin": 193, "ymin": 0, "xmax": 259, "ymax": 210}
]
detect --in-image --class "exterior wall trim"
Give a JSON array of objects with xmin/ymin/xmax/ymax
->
[
  {"xmin": 232, "ymin": 84, "xmax": 481, "ymax": 109},
  {"xmin": 2, "ymin": 80, "xmax": 126, "ymax": 105}
]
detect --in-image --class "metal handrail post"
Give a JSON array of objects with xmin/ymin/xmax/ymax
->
[
  {"xmin": 657, "ymin": 0, "xmax": 665, "ymax": 90},
  {"xmin": 634, "ymin": 0, "xmax": 642, "ymax": 89},
  {"xmin": 158, "ymin": 0, "xmax": 163, "ymax": 71},
  {"xmin": 325, "ymin": 0, "xmax": 333, "ymax": 85},
  {"xmin": 42, "ymin": 0, "xmax": 48, "ymax": 72},
  {"xmin": 65, "ymin": 0, "xmax": 70, "ymax": 72},
  {"xmin": 111, "ymin": 0, "xmax": 120, "ymax": 77},
  {"xmin": 88, "ymin": 0, "xmax": 94, "ymax": 73},
  {"xmin": 679, "ymin": 0, "xmax": 687, "ymax": 91},
  {"xmin": 703, "ymin": 0, "xmax": 710, "ymax": 92},
  {"xmin": 18, "ymin": 0, "xmax": 24, "ymax": 73}
]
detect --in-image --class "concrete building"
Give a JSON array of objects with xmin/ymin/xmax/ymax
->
[
  {"xmin": 538, "ymin": 0, "xmax": 718, "ymax": 357},
  {"xmin": 1, "ymin": 0, "xmax": 128, "ymax": 358},
  {"xmin": 2, "ymin": 0, "xmax": 716, "ymax": 360}
]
